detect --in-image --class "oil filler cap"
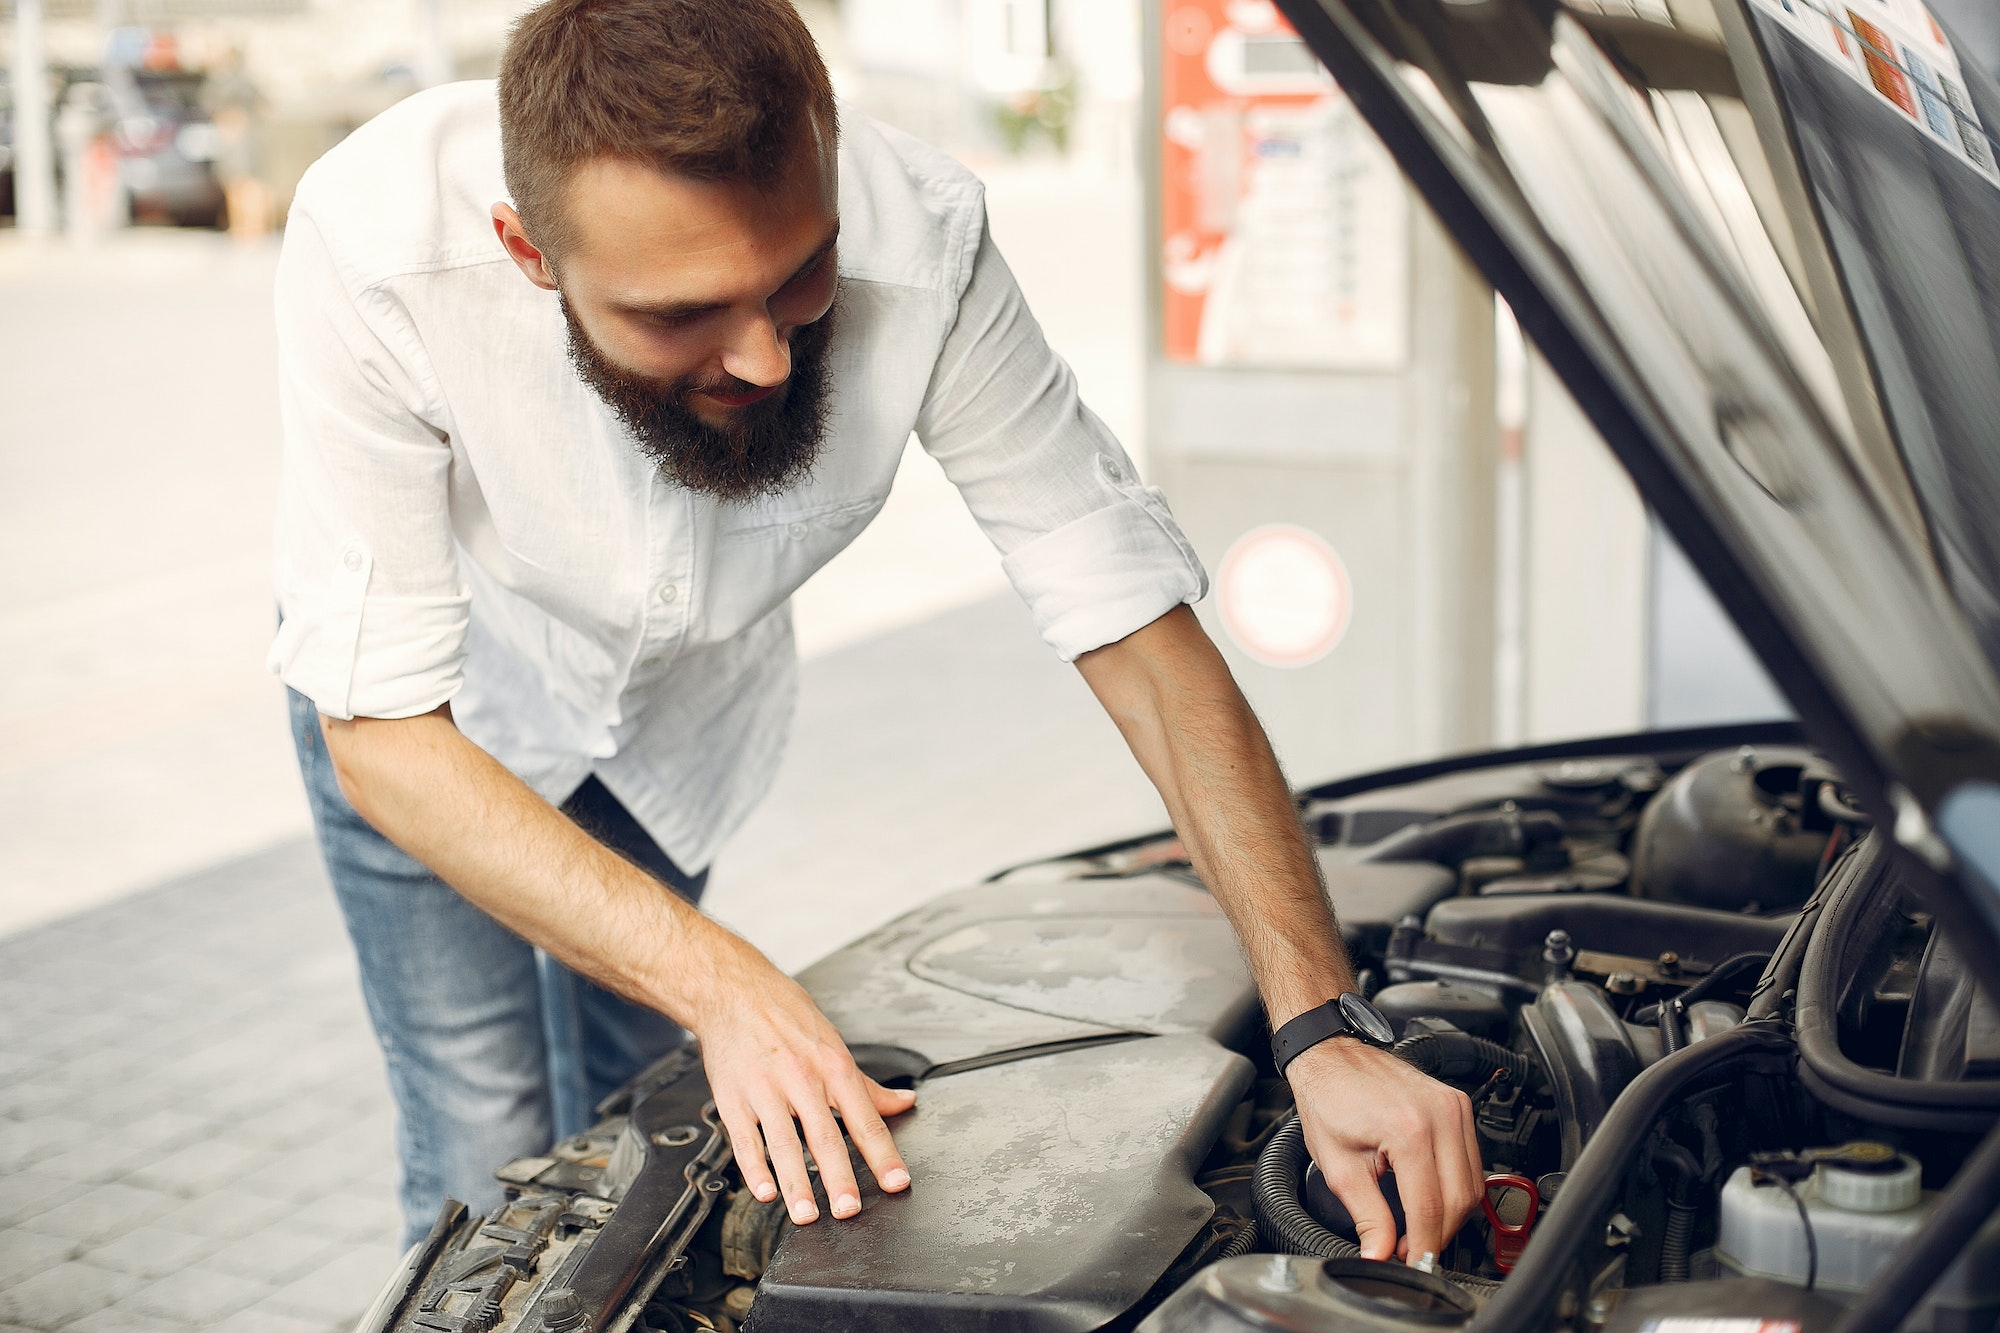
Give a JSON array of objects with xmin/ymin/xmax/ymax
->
[{"xmin": 1818, "ymin": 1142, "xmax": 1921, "ymax": 1213}]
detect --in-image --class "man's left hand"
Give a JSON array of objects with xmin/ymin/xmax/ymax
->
[{"xmin": 1283, "ymin": 1037, "xmax": 1483, "ymax": 1262}]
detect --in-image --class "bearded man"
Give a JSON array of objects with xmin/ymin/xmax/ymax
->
[{"xmin": 271, "ymin": 0, "xmax": 1480, "ymax": 1262}]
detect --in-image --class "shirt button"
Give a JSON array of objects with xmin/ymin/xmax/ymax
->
[
  {"xmin": 788, "ymin": 522, "xmax": 808, "ymax": 539},
  {"xmin": 342, "ymin": 549, "xmax": 363, "ymax": 572},
  {"xmin": 657, "ymin": 583, "xmax": 679, "ymax": 604},
  {"xmin": 1099, "ymin": 457, "xmax": 1124, "ymax": 483}
]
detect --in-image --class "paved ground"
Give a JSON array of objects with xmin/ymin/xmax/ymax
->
[{"xmin": 0, "ymin": 587, "xmax": 1167, "ymax": 1332}]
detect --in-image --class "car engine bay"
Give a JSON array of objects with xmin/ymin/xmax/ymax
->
[{"xmin": 355, "ymin": 727, "xmax": 2000, "ymax": 1333}]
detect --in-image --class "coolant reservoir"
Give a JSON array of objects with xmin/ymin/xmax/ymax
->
[
  {"xmin": 1717, "ymin": 1146, "xmax": 1924, "ymax": 1291},
  {"xmin": 1716, "ymin": 1143, "xmax": 2000, "ymax": 1330}
]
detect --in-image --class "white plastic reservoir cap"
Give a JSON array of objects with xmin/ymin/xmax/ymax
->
[
  {"xmin": 1819, "ymin": 1149, "xmax": 1922, "ymax": 1213},
  {"xmin": 1217, "ymin": 524, "xmax": 1353, "ymax": 669}
]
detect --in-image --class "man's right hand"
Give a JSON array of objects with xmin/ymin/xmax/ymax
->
[
  {"xmin": 319, "ymin": 707, "xmax": 914, "ymax": 1224},
  {"xmin": 693, "ymin": 933, "xmax": 916, "ymax": 1223}
]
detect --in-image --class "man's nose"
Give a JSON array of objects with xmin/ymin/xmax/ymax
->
[{"xmin": 719, "ymin": 314, "xmax": 791, "ymax": 388}]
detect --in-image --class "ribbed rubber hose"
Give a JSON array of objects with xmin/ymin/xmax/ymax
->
[
  {"xmin": 1392, "ymin": 1030, "xmax": 1540, "ymax": 1088},
  {"xmin": 1217, "ymin": 1220, "xmax": 1259, "ymax": 1261},
  {"xmin": 1659, "ymin": 1203, "xmax": 1694, "ymax": 1282},
  {"xmin": 1251, "ymin": 1114, "xmax": 1501, "ymax": 1295},
  {"xmin": 1253, "ymin": 1115, "xmax": 1361, "ymax": 1260}
]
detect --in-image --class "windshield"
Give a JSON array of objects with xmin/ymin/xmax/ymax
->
[{"xmin": 1276, "ymin": 0, "xmax": 2000, "ymax": 804}]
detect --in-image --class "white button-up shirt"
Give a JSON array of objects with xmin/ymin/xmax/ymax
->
[{"xmin": 270, "ymin": 82, "xmax": 1206, "ymax": 872}]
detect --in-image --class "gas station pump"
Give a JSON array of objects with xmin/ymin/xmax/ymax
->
[{"xmin": 1143, "ymin": 0, "xmax": 1501, "ymax": 783}]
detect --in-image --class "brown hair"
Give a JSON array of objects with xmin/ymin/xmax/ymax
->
[{"xmin": 498, "ymin": 0, "xmax": 836, "ymax": 258}]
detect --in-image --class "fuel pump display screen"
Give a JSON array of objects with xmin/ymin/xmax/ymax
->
[{"xmin": 1157, "ymin": 0, "xmax": 1411, "ymax": 370}]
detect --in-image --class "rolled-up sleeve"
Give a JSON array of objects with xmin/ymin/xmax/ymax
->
[
  {"xmin": 915, "ymin": 221, "xmax": 1207, "ymax": 662},
  {"xmin": 267, "ymin": 208, "xmax": 469, "ymax": 719}
]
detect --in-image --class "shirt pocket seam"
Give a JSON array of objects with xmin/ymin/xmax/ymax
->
[{"xmin": 718, "ymin": 494, "xmax": 882, "ymax": 539}]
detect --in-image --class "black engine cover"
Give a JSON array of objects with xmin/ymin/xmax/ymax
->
[{"xmin": 745, "ymin": 873, "xmax": 1261, "ymax": 1333}]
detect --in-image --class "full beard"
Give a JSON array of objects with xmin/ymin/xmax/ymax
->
[{"xmin": 561, "ymin": 290, "xmax": 837, "ymax": 501}]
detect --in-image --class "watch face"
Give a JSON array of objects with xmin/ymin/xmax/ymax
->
[{"xmin": 1340, "ymin": 992, "xmax": 1397, "ymax": 1046}]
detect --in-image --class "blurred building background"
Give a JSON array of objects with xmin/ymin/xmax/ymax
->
[{"xmin": 0, "ymin": 0, "xmax": 1843, "ymax": 1327}]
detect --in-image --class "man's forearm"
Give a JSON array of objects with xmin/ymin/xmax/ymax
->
[
  {"xmin": 319, "ymin": 704, "xmax": 918, "ymax": 1222},
  {"xmin": 320, "ymin": 706, "xmax": 739, "ymax": 1028},
  {"xmin": 1080, "ymin": 607, "xmax": 1484, "ymax": 1261},
  {"xmin": 1074, "ymin": 606, "xmax": 1353, "ymax": 1023}
]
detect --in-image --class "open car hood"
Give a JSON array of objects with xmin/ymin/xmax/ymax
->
[{"xmin": 1268, "ymin": 0, "xmax": 2000, "ymax": 962}]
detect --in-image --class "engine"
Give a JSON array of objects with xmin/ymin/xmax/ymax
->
[{"xmin": 356, "ymin": 735, "xmax": 2000, "ymax": 1333}]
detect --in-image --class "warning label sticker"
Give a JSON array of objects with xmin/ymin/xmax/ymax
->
[{"xmin": 1747, "ymin": 0, "xmax": 2000, "ymax": 182}]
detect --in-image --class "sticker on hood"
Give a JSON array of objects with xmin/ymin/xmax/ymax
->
[{"xmin": 1747, "ymin": 0, "xmax": 2000, "ymax": 182}]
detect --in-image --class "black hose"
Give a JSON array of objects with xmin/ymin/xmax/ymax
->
[
  {"xmin": 1796, "ymin": 838, "xmax": 2000, "ymax": 1128},
  {"xmin": 1650, "ymin": 1141, "xmax": 1703, "ymax": 1283},
  {"xmin": 1659, "ymin": 1202, "xmax": 1695, "ymax": 1283},
  {"xmin": 1466, "ymin": 1021, "xmax": 1793, "ymax": 1333},
  {"xmin": 1832, "ymin": 1116, "xmax": 2000, "ymax": 1333},
  {"xmin": 1254, "ymin": 1115, "xmax": 1361, "ymax": 1260},
  {"xmin": 1658, "ymin": 1000, "xmax": 1687, "ymax": 1055},
  {"xmin": 1252, "ymin": 1114, "xmax": 1502, "ymax": 1296},
  {"xmin": 1217, "ymin": 1219, "xmax": 1259, "ymax": 1261},
  {"xmin": 1360, "ymin": 806, "xmax": 1565, "ymax": 868},
  {"xmin": 1675, "ymin": 951, "xmax": 1773, "ymax": 1008},
  {"xmin": 1393, "ymin": 1030, "xmax": 1539, "ymax": 1088}
]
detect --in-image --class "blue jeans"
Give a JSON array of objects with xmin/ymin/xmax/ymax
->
[{"xmin": 287, "ymin": 689, "xmax": 706, "ymax": 1247}]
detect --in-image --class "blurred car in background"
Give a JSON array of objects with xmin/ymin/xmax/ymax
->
[
  {"xmin": 1, "ymin": 70, "xmax": 17, "ymax": 221},
  {"xmin": 102, "ymin": 63, "xmax": 226, "ymax": 229}
]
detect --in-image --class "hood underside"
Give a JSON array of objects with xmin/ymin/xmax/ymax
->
[{"xmin": 1267, "ymin": 0, "xmax": 2000, "ymax": 959}]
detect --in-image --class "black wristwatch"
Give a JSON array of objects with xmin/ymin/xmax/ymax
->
[{"xmin": 1271, "ymin": 992, "xmax": 1397, "ymax": 1076}]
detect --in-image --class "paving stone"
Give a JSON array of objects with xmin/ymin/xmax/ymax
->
[
  {"xmin": 57, "ymin": 1299, "xmax": 192, "ymax": 1333},
  {"xmin": 104, "ymin": 1114, "xmax": 211, "ymax": 1161},
  {"xmin": 197, "ymin": 1223, "xmax": 342, "ymax": 1286},
  {"xmin": 78, "ymin": 1228, "xmax": 220, "ymax": 1282},
  {"xmin": 233, "ymin": 1141, "xmax": 383, "ymax": 1208},
  {"xmin": 201, "ymin": 1299, "xmax": 336, "ymax": 1333},
  {"xmin": 0, "ymin": 1261, "xmax": 143, "ymax": 1328},
  {"xmin": 0, "ymin": 1052, "xmax": 44, "ymax": 1082},
  {"xmin": 21, "ymin": 1185, "xmax": 178, "ymax": 1246},
  {"xmin": 125, "ymin": 1265, "xmax": 272, "ymax": 1325},
  {"xmin": 121, "ymin": 1142, "xmax": 273, "ymax": 1200},
  {"xmin": 260, "ymin": 1246, "xmax": 391, "ymax": 1327},
  {"xmin": 0, "ymin": 1175, "xmax": 76, "ymax": 1230},
  {"xmin": 0, "ymin": 1121, "xmax": 74, "ymax": 1174},
  {"xmin": 0, "ymin": 1230, "xmax": 76, "ymax": 1290},
  {"xmin": 0, "ymin": 1085, "xmax": 72, "ymax": 1122},
  {"xmin": 146, "ymin": 1191, "xmax": 293, "ymax": 1243},
  {"xmin": 288, "ymin": 1193, "xmax": 397, "ymax": 1246},
  {"xmin": 29, "ymin": 1140, "xmax": 162, "ymax": 1188}
]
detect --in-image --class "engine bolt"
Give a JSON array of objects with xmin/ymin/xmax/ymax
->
[
  {"xmin": 1657, "ymin": 951, "xmax": 1680, "ymax": 975},
  {"xmin": 539, "ymin": 1287, "xmax": 590, "ymax": 1333},
  {"xmin": 1543, "ymin": 930, "xmax": 1575, "ymax": 979}
]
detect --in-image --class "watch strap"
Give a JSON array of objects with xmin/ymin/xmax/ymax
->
[{"xmin": 1271, "ymin": 997, "xmax": 1359, "ymax": 1075}]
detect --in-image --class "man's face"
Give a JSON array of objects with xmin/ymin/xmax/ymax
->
[{"xmin": 495, "ymin": 134, "xmax": 841, "ymax": 499}]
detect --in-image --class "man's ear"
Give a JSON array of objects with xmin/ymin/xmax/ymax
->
[{"xmin": 492, "ymin": 203, "xmax": 559, "ymax": 291}]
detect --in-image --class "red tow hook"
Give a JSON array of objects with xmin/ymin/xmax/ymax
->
[{"xmin": 1481, "ymin": 1173, "xmax": 1540, "ymax": 1274}]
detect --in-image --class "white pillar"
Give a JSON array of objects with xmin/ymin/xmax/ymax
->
[
  {"xmin": 9, "ymin": 0, "xmax": 59, "ymax": 236},
  {"xmin": 414, "ymin": 0, "xmax": 453, "ymax": 88}
]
